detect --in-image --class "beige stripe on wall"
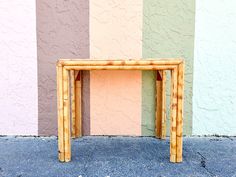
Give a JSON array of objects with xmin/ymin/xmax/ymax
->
[{"xmin": 89, "ymin": 0, "xmax": 143, "ymax": 135}]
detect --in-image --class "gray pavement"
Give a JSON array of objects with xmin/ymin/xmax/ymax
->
[{"xmin": 0, "ymin": 136, "xmax": 235, "ymax": 177}]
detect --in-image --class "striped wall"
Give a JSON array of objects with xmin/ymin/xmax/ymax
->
[{"xmin": 1, "ymin": 0, "xmax": 236, "ymax": 136}]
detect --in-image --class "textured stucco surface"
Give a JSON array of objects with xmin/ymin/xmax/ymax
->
[
  {"xmin": 193, "ymin": 1, "xmax": 236, "ymax": 135},
  {"xmin": 36, "ymin": 0, "xmax": 89, "ymax": 135},
  {"xmin": 81, "ymin": 71, "xmax": 91, "ymax": 135},
  {"xmin": 142, "ymin": 0, "xmax": 195, "ymax": 135},
  {"xmin": 0, "ymin": 1, "xmax": 38, "ymax": 135},
  {"xmin": 90, "ymin": 0, "xmax": 143, "ymax": 135},
  {"xmin": 90, "ymin": 71, "xmax": 141, "ymax": 135},
  {"xmin": 141, "ymin": 71, "xmax": 156, "ymax": 136}
]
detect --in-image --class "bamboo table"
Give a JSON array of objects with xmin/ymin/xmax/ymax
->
[{"xmin": 56, "ymin": 59, "xmax": 184, "ymax": 163}]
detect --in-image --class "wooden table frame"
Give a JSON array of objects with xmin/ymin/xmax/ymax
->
[{"xmin": 56, "ymin": 59, "xmax": 184, "ymax": 163}]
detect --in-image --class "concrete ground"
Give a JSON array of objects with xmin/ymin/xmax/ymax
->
[{"xmin": 0, "ymin": 136, "xmax": 235, "ymax": 177}]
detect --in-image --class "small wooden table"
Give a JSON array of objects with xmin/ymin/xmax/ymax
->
[{"xmin": 56, "ymin": 59, "xmax": 184, "ymax": 163}]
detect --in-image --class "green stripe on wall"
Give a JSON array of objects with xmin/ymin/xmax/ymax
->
[
  {"xmin": 142, "ymin": 0, "xmax": 195, "ymax": 136},
  {"xmin": 141, "ymin": 71, "xmax": 156, "ymax": 136}
]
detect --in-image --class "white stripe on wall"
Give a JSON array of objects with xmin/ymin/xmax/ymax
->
[
  {"xmin": 193, "ymin": 0, "xmax": 236, "ymax": 135},
  {"xmin": 0, "ymin": 0, "xmax": 38, "ymax": 135}
]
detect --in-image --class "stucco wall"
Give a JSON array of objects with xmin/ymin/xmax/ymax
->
[
  {"xmin": 2, "ymin": 0, "xmax": 236, "ymax": 136},
  {"xmin": 193, "ymin": 0, "xmax": 236, "ymax": 135},
  {"xmin": 36, "ymin": 0, "xmax": 90, "ymax": 135},
  {"xmin": 142, "ymin": 0, "xmax": 195, "ymax": 135},
  {"xmin": 0, "ymin": 0, "xmax": 38, "ymax": 135},
  {"xmin": 90, "ymin": 0, "xmax": 143, "ymax": 135}
]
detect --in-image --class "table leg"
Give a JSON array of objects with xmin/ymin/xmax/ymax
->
[
  {"xmin": 63, "ymin": 68, "xmax": 71, "ymax": 162},
  {"xmin": 75, "ymin": 71, "xmax": 82, "ymax": 137},
  {"xmin": 176, "ymin": 63, "xmax": 184, "ymax": 162},
  {"xmin": 170, "ymin": 67, "xmax": 178, "ymax": 162},
  {"xmin": 155, "ymin": 71, "xmax": 167, "ymax": 139},
  {"xmin": 71, "ymin": 70, "xmax": 76, "ymax": 138},
  {"xmin": 57, "ymin": 65, "xmax": 65, "ymax": 162},
  {"xmin": 161, "ymin": 71, "xmax": 167, "ymax": 139}
]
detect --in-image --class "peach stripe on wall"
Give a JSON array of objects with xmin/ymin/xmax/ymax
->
[{"xmin": 90, "ymin": 0, "xmax": 143, "ymax": 135}]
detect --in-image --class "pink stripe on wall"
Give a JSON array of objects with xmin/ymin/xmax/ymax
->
[
  {"xmin": 0, "ymin": 1, "xmax": 38, "ymax": 135},
  {"xmin": 90, "ymin": 0, "xmax": 143, "ymax": 135}
]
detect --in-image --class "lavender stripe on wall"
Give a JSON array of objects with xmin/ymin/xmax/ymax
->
[{"xmin": 36, "ymin": 0, "xmax": 90, "ymax": 135}]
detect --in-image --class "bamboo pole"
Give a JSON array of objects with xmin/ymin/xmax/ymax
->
[
  {"xmin": 156, "ymin": 71, "xmax": 167, "ymax": 139},
  {"xmin": 155, "ymin": 71, "xmax": 163, "ymax": 139},
  {"xmin": 58, "ymin": 59, "xmax": 183, "ymax": 66},
  {"xmin": 176, "ymin": 63, "xmax": 184, "ymax": 162},
  {"xmin": 64, "ymin": 65, "xmax": 176, "ymax": 71},
  {"xmin": 57, "ymin": 59, "xmax": 184, "ymax": 163},
  {"xmin": 170, "ymin": 67, "xmax": 178, "ymax": 163},
  {"xmin": 57, "ymin": 65, "xmax": 65, "ymax": 162},
  {"xmin": 75, "ymin": 71, "xmax": 82, "ymax": 137},
  {"xmin": 63, "ymin": 68, "xmax": 71, "ymax": 162},
  {"xmin": 161, "ymin": 71, "xmax": 167, "ymax": 139},
  {"xmin": 70, "ymin": 70, "xmax": 76, "ymax": 138}
]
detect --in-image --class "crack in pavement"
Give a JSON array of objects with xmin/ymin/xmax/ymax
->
[
  {"xmin": 197, "ymin": 152, "xmax": 218, "ymax": 177},
  {"xmin": 213, "ymin": 135, "xmax": 235, "ymax": 141}
]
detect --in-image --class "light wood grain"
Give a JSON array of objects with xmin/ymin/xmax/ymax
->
[
  {"xmin": 176, "ymin": 63, "xmax": 184, "ymax": 162},
  {"xmin": 161, "ymin": 71, "xmax": 167, "ymax": 139},
  {"xmin": 57, "ymin": 59, "xmax": 184, "ymax": 163},
  {"xmin": 70, "ymin": 70, "xmax": 76, "ymax": 138},
  {"xmin": 58, "ymin": 59, "xmax": 183, "ymax": 66},
  {"xmin": 64, "ymin": 65, "xmax": 176, "ymax": 71},
  {"xmin": 75, "ymin": 71, "xmax": 82, "ymax": 137},
  {"xmin": 57, "ymin": 66, "xmax": 65, "ymax": 162},
  {"xmin": 63, "ymin": 68, "xmax": 71, "ymax": 162},
  {"xmin": 155, "ymin": 71, "xmax": 163, "ymax": 138},
  {"xmin": 170, "ymin": 67, "xmax": 178, "ymax": 163}
]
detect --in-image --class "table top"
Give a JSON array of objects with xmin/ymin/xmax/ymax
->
[{"xmin": 57, "ymin": 58, "xmax": 183, "ymax": 66}]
